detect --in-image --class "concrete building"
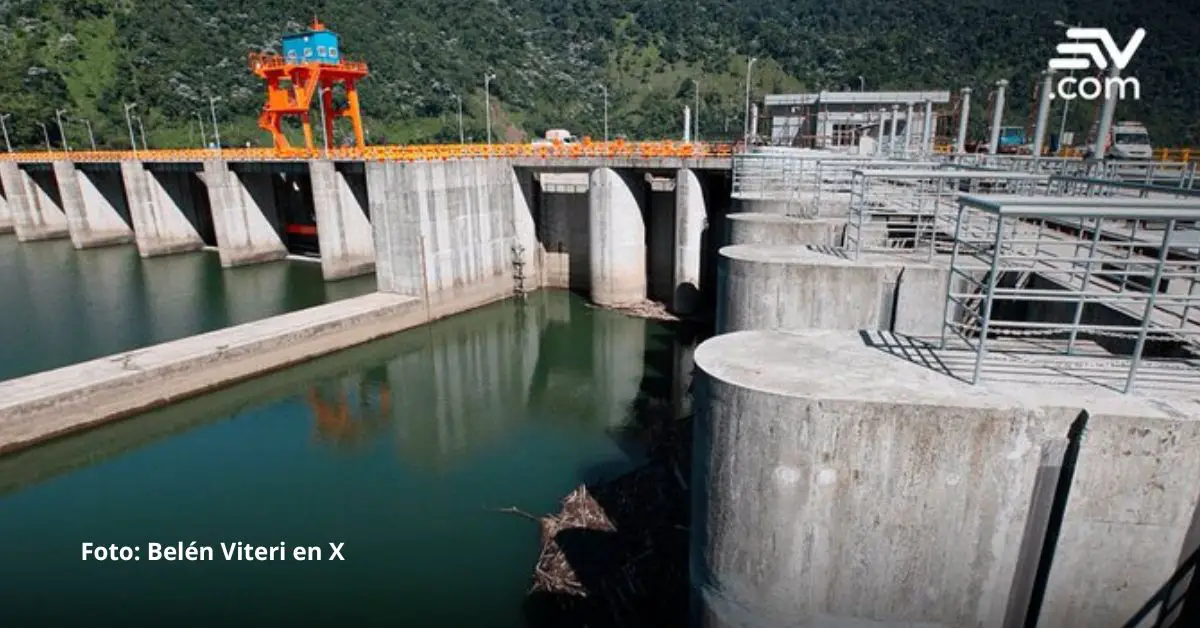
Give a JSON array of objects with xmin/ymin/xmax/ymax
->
[{"xmin": 764, "ymin": 90, "xmax": 952, "ymax": 154}]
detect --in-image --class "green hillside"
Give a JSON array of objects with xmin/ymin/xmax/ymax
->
[{"xmin": 0, "ymin": 0, "xmax": 1196, "ymax": 149}]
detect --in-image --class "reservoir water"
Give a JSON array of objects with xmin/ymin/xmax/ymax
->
[
  {"xmin": 0, "ymin": 240, "xmax": 690, "ymax": 627},
  {"xmin": 0, "ymin": 235, "xmax": 375, "ymax": 382}
]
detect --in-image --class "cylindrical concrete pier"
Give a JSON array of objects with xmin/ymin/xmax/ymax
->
[
  {"xmin": 589, "ymin": 167, "xmax": 647, "ymax": 306},
  {"xmin": 726, "ymin": 213, "xmax": 844, "ymax": 248},
  {"xmin": 690, "ymin": 329, "xmax": 1070, "ymax": 628}
]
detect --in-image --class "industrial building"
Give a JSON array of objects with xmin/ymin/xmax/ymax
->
[{"xmin": 763, "ymin": 90, "xmax": 952, "ymax": 153}]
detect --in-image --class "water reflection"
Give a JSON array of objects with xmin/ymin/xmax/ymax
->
[{"xmin": 0, "ymin": 235, "xmax": 375, "ymax": 382}]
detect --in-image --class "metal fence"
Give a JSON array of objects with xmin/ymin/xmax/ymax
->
[
  {"xmin": 940, "ymin": 154, "xmax": 1198, "ymax": 189},
  {"xmin": 845, "ymin": 170, "xmax": 1049, "ymax": 260},
  {"xmin": 939, "ymin": 195, "xmax": 1200, "ymax": 393},
  {"xmin": 1049, "ymin": 176, "xmax": 1200, "ymax": 201},
  {"xmin": 731, "ymin": 152, "xmax": 943, "ymax": 217}
]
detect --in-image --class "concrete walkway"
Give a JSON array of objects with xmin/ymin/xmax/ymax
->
[{"xmin": 0, "ymin": 292, "xmax": 425, "ymax": 454}]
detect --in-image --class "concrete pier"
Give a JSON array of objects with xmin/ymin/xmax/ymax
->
[
  {"xmin": 310, "ymin": 160, "xmax": 376, "ymax": 280},
  {"xmin": 0, "ymin": 292, "xmax": 425, "ymax": 455},
  {"xmin": 119, "ymin": 161, "xmax": 206, "ymax": 257},
  {"xmin": 0, "ymin": 161, "xmax": 70, "ymax": 241},
  {"xmin": 588, "ymin": 167, "xmax": 646, "ymax": 306},
  {"xmin": 692, "ymin": 329, "xmax": 1200, "ymax": 628},
  {"xmin": 203, "ymin": 160, "xmax": 288, "ymax": 267},
  {"xmin": 52, "ymin": 161, "xmax": 134, "ymax": 249},
  {"xmin": 673, "ymin": 168, "xmax": 706, "ymax": 315},
  {"xmin": 716, "ymin": 245, "xmax": 951, "ymax": 336},
  {"xmin": 726, "ymin": 213, "xmax": 844, "ymax": 247},
  {"xmin": 369, "ymin": 159, "xmax": 539, "ymax": 318},
  {"xmin": 0, "ymin": 176, "xmax": 15, "ymax": 233}
]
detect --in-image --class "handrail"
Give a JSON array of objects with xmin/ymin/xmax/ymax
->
[
  {"xmin": 1119, "ymin": 543, "xmax": 1200, "ymax": 628},
  {"xmin": 0, "ymin": 140, "xmax": 735, "ymax": 164}
]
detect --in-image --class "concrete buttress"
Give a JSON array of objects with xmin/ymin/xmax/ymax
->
[
  {"xmin": 119, "ymin": 161, "xmax": 205, "ymax": 257},
  {"xmin": 673, "ymin": 168, "xmax": 706, "ymax": 315},
  {"xmin": 52, "ymin": 161, "xmax": 134, "ymax": 249},
  {"xmin": 0, "ymin": 161, "xmax": 69, "ymax": 241},
  {"xmin": 309, "ymin": 160, "xmax": 376, "ymax": 280},
  {"xmin": 203, "ymin": 160, "xmax": 288, "ymax": 267},
  {"xmin": 0, "ymin": 175, "xmax": 13, "ymax": 233}
]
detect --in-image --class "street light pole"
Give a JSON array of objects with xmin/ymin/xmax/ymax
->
[
  {"xmin": 136, "ymin": 115, "xmax": 148, "ymax": 150},
  {"xmin": 81, "ymin": 118, "xmax": 96, "ymax": 150},
  {"xmin": 0, "ymin": 114, "xmax": 12, "ymax": 152},
  {"xmin": 124, "ymin": 102, "xmax": 139, "ymax": 156},
  {"xmin": 195, "ymin": 112, "xmax": 207, "ymax": 147},
  {"xmin": 858, "ymin": 76, "xmax": 865, "ymax": 92},
  {"xmin": 692, "ymin": 78, "xmax": 700, "ymax": 141},
  {"xmin": 600, "ymin": 83, "xmax": 609, "ymax": 143},
  {"xmin": 55, "ymin": 108, "xmax": 69, "ymax": 151},
  {"xmin": 1054, "ymin": 20, "xmax": 1080, "ymax": 151},
  {"xmin": 39, "ymin": 123, "xmax": 51, "ymax": 151},
  {"xmin": 484, "ymin": 72, "xmax": 496, "ymax": 148},
  {"xmin": 743, "ymin": 57, "xmax": 758, "ymax": 147},
  {"xmin": 451, "ymin": 94, "xmax": 464, "ymax": 144},
  {"xmin": 209, "ymin": 96, "xmax": 222, "ymax": 155}
]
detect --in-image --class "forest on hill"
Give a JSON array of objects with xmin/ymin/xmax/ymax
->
[{"xmin": 0, "ymin": 0, "xmax": 1196, "ymax": 149}]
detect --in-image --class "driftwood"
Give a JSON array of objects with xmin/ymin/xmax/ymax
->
[{"xmin": 585, "ymin": 299, "xmax": 680, "ymax": 322}]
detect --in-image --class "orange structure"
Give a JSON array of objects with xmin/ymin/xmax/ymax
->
[{"xmin": 248, "ymin": 18, "xmax": 368, "ymax": 151}]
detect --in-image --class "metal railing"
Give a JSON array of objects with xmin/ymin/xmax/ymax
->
[
  {"xmin": 845, "ymin": 170, "xmax": 1049, "ymax": 260},
  {"xmin": 1049, "ymin": 176, "xmax": 1200, "ymax": 200},
  {"xmin": 939, "ymin": 195, "xmax": 1200, "ymax": 393},
  {"xmin": 0, "ymin": 140, "xmax": 735, "ymax": 164},
  {"xmin": 731, "ymin": 152, "xmax": 943, "ymax": 217},
  {"xmin": 1120, "ymin": 543, "xmax": 1200, "ymax": 628}
]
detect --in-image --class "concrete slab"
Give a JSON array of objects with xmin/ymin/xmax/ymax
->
[
  {"xmin": 692, "ymin": 328, "xmax": 1200, "ymax": 628},
  {"xmin": 0, "ymin": 292, "xmax": 426, "ymax": 455}
]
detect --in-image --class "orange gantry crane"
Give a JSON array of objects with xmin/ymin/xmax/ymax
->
[{"xmin": 248, "ymin": 18, "xmax": 368, "ymax": 151}]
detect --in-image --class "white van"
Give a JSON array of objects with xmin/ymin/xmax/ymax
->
[{"xmin": 1089, "ymin": 121, "xmax": 1154, "ymax": 160}]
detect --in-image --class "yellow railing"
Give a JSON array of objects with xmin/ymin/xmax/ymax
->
[{"xmin": 0, "ymin": 140, "xmax": 735, "ymax": 164}]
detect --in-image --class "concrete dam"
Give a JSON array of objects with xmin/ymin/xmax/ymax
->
[{"xmin": 1, "ymin": 145, "xmax": 1199, "ymax": 627}]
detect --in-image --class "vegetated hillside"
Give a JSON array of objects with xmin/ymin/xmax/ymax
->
[{"xmin": 0, "ymin": 0, "xmax": 1196, "ymax": 150}]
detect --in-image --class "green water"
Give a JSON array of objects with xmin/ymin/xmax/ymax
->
[
  {"xmin": 0, "ymin": 280, "xmax": 686, "ymax": 626},
  {"xmin": 0, "ymin": 235, "xmax": 376, "ymax": 382}
]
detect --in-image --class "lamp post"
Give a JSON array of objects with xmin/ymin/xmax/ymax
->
[
  {"xmin": 209, "ymin": 96, "xmax": 222, "ymax": 154},
  {"xmin": 135, "ymin": 115, "xmax": 148, "ymax": 150},
  {"xmin": 124, "ymin": 102, "xmax": 139, "ymax": 156},
  {"xmin": 1053, "ymin": 20, "xmax": 1080, "ymax": 151},
  {"xmin": 599, "ymin": 83, "xmax": 609, "ymax": 143},
  {"xmin": 195, "ymin": 111, "xmax": 207, "ymax": 147},
  {"xmin": 484, "ymin": 72, "xmax": 496, "ymax": 148},
  {"xmin": 692, "ymin": 78, "xmax": 700, "ymax": 141},
  {"xmin": 743, "ymin": 57, "xmax": 758, "ymax": 146},
  {"xmin": 0, "ymin": 113, "xmax": 11, "ymax": 152},
  {"xmin": 80, "ymin": 118, "xmax": 96, "ymax": 150},
  {"xmin": 317, "ymin": 86, "xmax": 330, "ymax": 155},
  {"xmin": 858, "ymin": 76, "xmax": 865, "ymax": 92},
  {"xmin": 39, "ymin": 123, "xmax": 51, "ymax": 151},
  {"xmin": 55, "ymin": 108, "xmax": 69, "ymax": 151},
  {"xmin": 451, "ymin": 94, "xmax": 464, "ymax": 144}
]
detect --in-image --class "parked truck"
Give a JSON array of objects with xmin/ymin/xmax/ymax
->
[
  {"xmin": 1087, "ymin": 120, "xmax": 1154, "ymax": 159},
  {"xmin": 532, "ymin": 129, "xmax": 578, "ymax": 146}
]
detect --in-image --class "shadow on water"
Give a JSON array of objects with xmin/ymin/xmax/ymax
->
[{"xmin": 523, "ymin": 309, "xmax": 710, "ymax": 628}]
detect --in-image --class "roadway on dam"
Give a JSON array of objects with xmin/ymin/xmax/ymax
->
[
  {"xmin": 0, "ymin": 289, "xmax": 698, "ymax": 627},
  {"xmin": 0, "ymin": 235, "xmax": 376, "ymax": 382}
]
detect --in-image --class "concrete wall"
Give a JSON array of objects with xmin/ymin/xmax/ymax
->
[
  {"xmin": 119, "ymin": 161, "xmax": 205, "ymax": 257},
  {"xmin": 52, "ymin": 161, "xmax": 134, "ymax": 249},
  {"xmin": 716, "ymin": 245, "xmax": 953, "ymax": 337},
  {"xmin": 0, "ymin": 162, "xmax": 70, "ymax": 241},
  {"xmin": 203, "ymin": 160, "xmax": 288, "ymax": 267},
  {"xmin": 648, "ymin": 188, "xmax": 676, "ymax": 303},
  {"xmin": 727, "ymin": 213, "xmax": 844, "ymax": 248},
  {"xmin": 589, "ymin": 167, "xmax": 647, "ymax": 306},
  {"xmin": 368, "ymin": 159, "xmax": 539, "ymax": 318},
  {"xmin": 310, "ymin": 160, "xmax": 376, "ymax": 280},
  {"xmin": 692, "ymin": 328, "xmax": 1200, "ymax": 628}
]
